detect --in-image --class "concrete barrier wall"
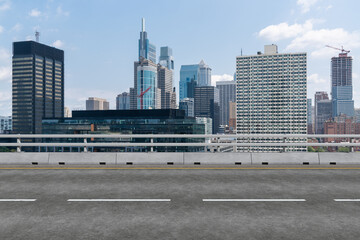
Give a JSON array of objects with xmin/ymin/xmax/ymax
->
[
  {"xmin": 49, "ymin": 153, "xmax": 117, "ymax": 165},
  {"xmin": 251, "ymin": 153, "xmax": 319, "ymax": 165},
  {"xmin": 117, "ymin": 152, "xmax": 184, "ymax": 165},
  {"xmin": 0, "ymin": 152, "xmax": 360, "ymax": 165},
  {"xmin": 319, "ymin": 153, "xmax": 360, "ymax": 165},
  {"xmin": 184, "ymin": 152, "xmax": 251, "ymax": 165},
  {"xmin": 0, "ymin": 153, "xmax": 49, "ymax": 164}
]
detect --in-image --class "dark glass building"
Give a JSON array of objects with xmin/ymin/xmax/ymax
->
[
  {"xmin": 12, "ymin": 41, "xmax": 64, "ymax": 134},
  {"xmin": 194, "ymin": 86, "xmax": 220, "ymax": 134},
  {"xmin": 42, "ymin": 109, "xmax": 205, "ymax": 152}
]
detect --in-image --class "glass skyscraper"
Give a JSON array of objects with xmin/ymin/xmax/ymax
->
[
  {"xmin": 159, "ymin": 46, "xmax": 174, "ymax": 70},
  {"xmin": 138, "ymin": 18, "xmax": 156, "ymax": 63},
  {"xmin": 179, "ymin": 60, "xmax": 211, "ymax": 101},
  {"xmin": 12, "ymin": 41, "xmax": 64, "ymax": 134},
  {"xmin": 137, "ymin": 63, "xmax": 158, "ymax": 109},
  {"xmin": 331, "ymin": 52, "xmax": 354, "ymax": 117}
]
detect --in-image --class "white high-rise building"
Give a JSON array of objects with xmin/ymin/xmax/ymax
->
[
  {"xmin": 86, "ymin": 97, "xmax": 109, "ymax": 110},
  {"xmin": 236, "ymin": 44, "xmax": 307, "ymax": 152}
]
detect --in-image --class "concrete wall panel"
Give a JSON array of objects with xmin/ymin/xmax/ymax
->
[
  {"xmin": 117, "ymin": 152, "xmax": 184, "ymax": 165},
  {"xmin": 0, "ymin": 153, "xmax": 49, "ymax": 164},
  {"xmin": 49, "ymin": 153, "xmax": 116, "ymax": 165},
  {"xmin": 184, "ymin": 152, "xmax": 251, "ymax": 165},
  {"xmin": 251, "ymin": 153, "xmax": 319, "ymax": 165},
  {"xmin": 319, "ymin": 153, "xmax": 360, "ymax": 165}
]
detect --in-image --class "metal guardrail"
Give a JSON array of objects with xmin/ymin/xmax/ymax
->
[{"xmin": 0, "ymin": 134, "xmax": 359, "ymax": 153}]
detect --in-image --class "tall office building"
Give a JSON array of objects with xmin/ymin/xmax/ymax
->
[
  {"xmin": 0, "ymin": 116, "xmax": 12, "ymax": 133},
  {"xmin": 138, "ymin": 18, "xmax": 156, "ymax": 63},
  {"xmin": 314, "ymin": 91, "xmax": 330, "ymax": 134},
  {"xmin": 229, "ymin": 101, "xmax": 236, "ymax": 130},
  {"xmin": 316, "ymin": 99, "xmax": 332, "ymax": 134},
  {"xmin": 194, "ymin": 86, "xmax": 220, "ymax": 134},
  {"xmin": 198, "ymin": 60, "xmax": 211, "ymax": 87},
  {"xmin": 216, "ymin": 80, "xmax": 236, "ymax": 126},
  {"xmin": 179, "ymin": 98, "xmax": 194, "ymax": 117},
  {"xmin": 130, "ymin": 19, "xmax": 160, "ymax": 110},
  {"xmin": 86, "ymin": 97, "xmax": 109, "ymax": 110},
  {"xmin": 116, "ymin": 92, "xmax": 130, "ymax": 110},
  {"xmin": 331, "ymin": 52, "xmax": 354, "ymax": 117},
  {"xmin": 12, "ymin": 41, "xmax": 64, "ymax": 134},
  {"xmin": 307, "ymin": 99, "xmax": 313, "ymax": 134},
  {"xmin": 159, "ymin": 47, "xmax": 174, "ymax": 70},
  {"xmin": 158, "ymin": 63, "xmax": 175, "ymax": 109},
  {"xmin": 179, "ymin": 60, "xmax": 211, "ymax": 101},
  {"xmin": 64, "ymin": 107, "xmax": 72, "ymax": 118},
  {"xmin": 236, "ymin": 44, "xmax": 307, "ymax": 152}
]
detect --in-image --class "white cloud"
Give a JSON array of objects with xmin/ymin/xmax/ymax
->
[
  {"xmin": 0, "ymin": 48, "xmax": 10, "ymax": 62},
  {"xmin": 297, "ymin": 0, "xmax": 319, "ymax": 13},
  {"xmin": 308, "ymin": 73, "xmax": 327, "ymax": 84},
  {"xmin": 52, "ymin": 40, "xmax": 64, "ymax": 48},
  {"xmin": 29, "ymin": 9, "xmax": 41, "ymax": 17},
  {"xmin": 259, "ymin": 20, "xmax": 313, "ymax": 41},
  {"xmin": 0, "ymin": 66, "xmax": 11, "ymax": 82},
  {"xmin": 56, "ymin": 6, "xmax": 69, "ymax": 17},
  {"xmin": 0, "ymin": 91, "xmax": 10, "ymax": 101},
  {"xmin": 0, "ymin": 0, "xmax": 10, "ymax": 11},
  {"xmin": 286, "ymin": 28, "xmax": 360, "ymax": 58},
  {"xmin": 11, "ymin": 23, "xmax": 22, "ymax": 32},
  {"xmin": 212, "ymin": 74, "xmax": 234, "ymax": 86}
]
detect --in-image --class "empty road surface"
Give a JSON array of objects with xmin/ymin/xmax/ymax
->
[{"xmin": 0, "ymin": 166, "xmax": 359, "ymax": 239}]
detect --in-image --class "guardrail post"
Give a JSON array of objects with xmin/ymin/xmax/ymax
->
[
  {"xmin": 233, "ymin": 138, "xmax": 237, "ymax": 153},
  {"xmin": 84, "ymin": 138, "xmax": 88, "ymax": 153},
  {"xmin": 150, "ymin": 138, "xmax": 154, "ymax": 152},
  {"xmin": 216, "ymin": 137, "xmax": 220, "ymax": 152},
  {"xmin": 351, "ymin": 138, "xmax": 354, "ymax": 152},
  {"xmin": 16, "ymin": 137, "xmax": 21, "ymax": 153}
]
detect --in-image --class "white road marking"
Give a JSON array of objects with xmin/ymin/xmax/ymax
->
[
  {"xmin": 0, "ymin": 199, "xmax": 36, "ymax": 202},
  {"xmin": 67, "ymin": 199, "xmax": 171, "ymax": 202},
  {"xmin": 334, "ymin": 199, "xmax": 360, "ymax": 202},
  {"xmin": 203, "ymin": 199, "xmax": 306, "ymax": 202}
]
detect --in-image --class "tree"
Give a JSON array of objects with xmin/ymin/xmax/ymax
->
[{"xmin": 308, "ymin": 146, "xmax": 315, "ymax": 152}]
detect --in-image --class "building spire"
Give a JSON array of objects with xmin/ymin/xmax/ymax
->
[{"xmin": 142, "ymin": 18, "xmax": 145, "ymax": 32}]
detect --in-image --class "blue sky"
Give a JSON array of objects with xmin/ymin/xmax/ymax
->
[{"xmin": 0, "ymin": 0, "xmax": 359, "ymax": 115}]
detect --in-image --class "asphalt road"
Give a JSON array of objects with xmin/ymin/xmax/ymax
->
[{"xmin": 0, "ymin": 167, "xmax": 359, "ymax": 239}]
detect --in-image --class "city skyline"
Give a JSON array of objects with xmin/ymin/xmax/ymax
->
[{"xmin": 0, "ymin": 0, "xmax": 359, "ymax": 115}]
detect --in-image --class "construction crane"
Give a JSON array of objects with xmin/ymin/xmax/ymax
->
[
  {"xmin": 325, "ymin": 45, "xmax": 350, "ymax": 54},
  {"xmin": 138, "ymin": 86, "xmax": 151, "ymax": 110}
]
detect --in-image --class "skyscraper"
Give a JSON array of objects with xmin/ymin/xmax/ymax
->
[
  {"xmin": 331, "ymin": 52, "xmax": 354, "ymax": 117},
  {"xmin": 159, "ymin": 47, "xmax": 174, "ymax": 70},
  {"xmin": 86, "ymin": 97, "xmax": 109, "ymax": 110},
  {"xmin": 194, "ymin": 86, "xmax": 220, "ymax": 134},
  {"xmin": 0, "ymin": 116, "xmax": 12, "ymax": 133},
  {"xmin": 236, "ymin": 44, "xmax": 307, "ymax": 152},
  {"xmin": 138, "ymin": 18, "xmax": 156, "ymax": 63},
  {"xmin": 157, "ymin": 64, "xmax": 174, "ymax": 109},
  {"xmin": 130, "ymin": 18, "xmax": 160, "ymax": 110},
  {"xmin": 314, "ymin": 91, "xmax": 330, "ymax": 134},
  {"xmin": 12, "ymin": 41, "xmax": 64, "ymax": 134},
  {"xmin": 179, "ymin": 60, "xmax": 212, "ymax": 101},
  {"xmin": 216, "ymin": 80, "xmax": 236, "ymax": 126},
  {"xmin": 116, "ymin": 92, "xmax": 130, "ymax": 110},
  {"xmin": 307, "ymin": 98, "xmax": 313, "ymax": 134}
]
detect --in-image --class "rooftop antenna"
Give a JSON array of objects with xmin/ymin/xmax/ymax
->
[
  {"xmin": 35, "ymin": 31, "xmax": 40, "ymax": 42},
  {"xmin": 241, "ymin": 48, "xmax": 243, "ymax": 56},
  {"xmin": 142, "ymin": 18, "xmax": 145, "ymax": 32}
]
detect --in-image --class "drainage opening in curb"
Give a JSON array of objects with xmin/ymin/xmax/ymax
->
[
  {"xmin": 126, "ymin": 162, "xmax": 133, "ymax": 165},
  {"xmin": 31, "ymin": 162, "xmax": 38, "ymax": 165},
  {"xmin": 194, "ymin": 162, "xmax": 201, "ymax": 165},
  {"xmin": 330, "ymin": 162, "xmax": 337, "ymax": 165},
  {"xmin": 235, "ymin": 162, "xmax": 242, "ymax": 165},
  {"xmin": 303, "ymin": 162, "xmax": 309, "ymax": 165},
  {"xmin": 58, "ymin": 162, "xmax": 65, "ymax": 165},
  {"xmin": 167, "ymin": 162, "xmax": 174, "ymax": 165},
  {"xmin": 99, "ymin": 162, "xmax": 106, "ymax": 165},
  {"xmin": 262, "ymin": 162, "xmax": 268, "ymax": 165}
]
